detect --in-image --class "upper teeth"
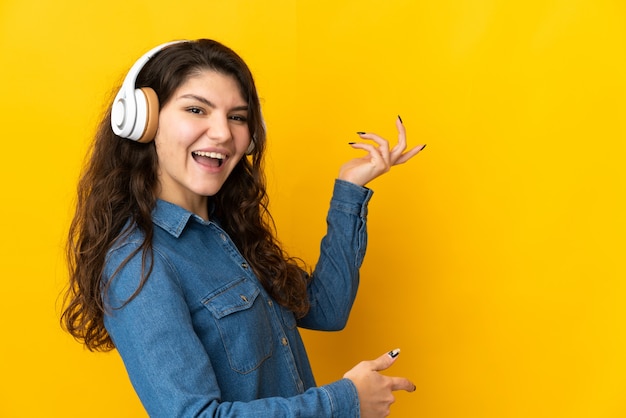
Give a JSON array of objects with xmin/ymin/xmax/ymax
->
[{"xmin": 193, "ymin": 151, "xmax": 225, "ymax": 159}]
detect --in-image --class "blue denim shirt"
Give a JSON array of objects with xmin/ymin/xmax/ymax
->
[{"xmin": 103, "ymin": 179, "xmax": 373, "ymax": 417}]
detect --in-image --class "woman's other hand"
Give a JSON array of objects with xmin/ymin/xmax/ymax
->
[
  {"xmin": 343, "ymin": 349, "xmax": 416, "ymax": 418},
  {"xmin": 338, "ymin": 116, "xmax": 426, "ymax": 187}
]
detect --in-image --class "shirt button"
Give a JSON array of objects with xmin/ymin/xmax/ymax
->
[
  {"xmin": 240, "ymin": 295, "xmax": 248, "ymax": 302},
  {"xmin": 241, "ymin": 262, "xmax": 248, "ymax": 269},
  {"xmin": 220, "ymin": 234, "xmax": 227, "ymax": 241},
  {"xmin": 281, "ymin": 337, "xmax": 288, "ymax": 346},
  {"xmin": 267, "ymin": 300, "xmax": 273, "ymax": 307}
]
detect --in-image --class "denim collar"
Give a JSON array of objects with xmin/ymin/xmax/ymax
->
[{"xmin": 152, "ymin": 199, "xmax": 211, "ymax": 238}]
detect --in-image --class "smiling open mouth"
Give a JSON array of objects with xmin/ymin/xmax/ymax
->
[{"xmin": 192, "ymin": 151, "xmax": 225, "ymax": 168}]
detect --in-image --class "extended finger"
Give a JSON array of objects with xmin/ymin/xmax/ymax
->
[
  {"xmin": 369, "ymin": 348, "xmax": 402, "ymax": 372},
  {"xmin": 389, "ymin": 116, "xmax": 408, "ymax": 162},
  {"xmin": 390, "ymin": 376, "xmax": 417, "ymax": 393},
  {"xmin": 394, "ymin": 144, "xmax": 427, "ymax": 166}
]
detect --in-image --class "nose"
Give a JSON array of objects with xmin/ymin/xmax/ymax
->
[{"xmin": 206, "ymin": 112, "xmax": 232, "ymax": 143}]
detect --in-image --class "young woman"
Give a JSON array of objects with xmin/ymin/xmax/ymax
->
[{"xmin": 61, "ymin": 38, "xmax": 425, "ymax": 417}]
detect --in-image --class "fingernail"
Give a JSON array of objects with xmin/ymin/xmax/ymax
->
[
  {"xmin": 348, "ymin": 142, "xmax": 356, "ymax": 145},
  {"xmin": 412, "ymin": 384, "xmax": 417, "ymax": 392},
  {"xmin": 356, "ymin": 131, "xmax": 366, "ymax": 135},
  {"xmin": 419, "ymin": 144, "xmax": 427, "ymax": 151},
  {"xmin": 388, "ymin": 348, "xmax": 401, "ymax": 358},
  {"xmin": 398, "ymin": 115, "xmax": 403, "ymax": 124}
]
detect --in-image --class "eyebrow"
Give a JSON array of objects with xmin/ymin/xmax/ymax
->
[{"xmin": 178, "ymin": 94, "xmax": 248, "ymax": 111}]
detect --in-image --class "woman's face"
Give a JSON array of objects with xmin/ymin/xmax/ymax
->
[{"xmin": 154, "ymin": 69, "xmax": 251, "ymax": 217}]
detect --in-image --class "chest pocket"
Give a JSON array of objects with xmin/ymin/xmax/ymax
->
[{"xmin": 202, "ymin": 278, "xmax": 273, "ymax": 374}]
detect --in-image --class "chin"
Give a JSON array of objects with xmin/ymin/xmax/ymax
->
[{"xmin": 196, "ymin": 186, "xmax": 225, "ymax": 197}]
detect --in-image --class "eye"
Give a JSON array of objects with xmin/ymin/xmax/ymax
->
[
  {"xmin": 229, "ymin": 114, "xmax": 248, "ymax": 123},
  {"xmin": 186, "ymin": 106, "xmax": 204, "ymax": 115}
]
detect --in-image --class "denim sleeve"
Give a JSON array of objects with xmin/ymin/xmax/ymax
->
[
  {"xmin": 103, "ymin": 241, "xmax": 360, "ymax": 418},
  {"xmin": 298, "ymin": 179, "xmax": 373, "ymax": 330}
]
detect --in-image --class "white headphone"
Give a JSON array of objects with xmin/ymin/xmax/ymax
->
[{"xmin": 111, "ymin": 40, "xmax": 187, "ymax": 143}]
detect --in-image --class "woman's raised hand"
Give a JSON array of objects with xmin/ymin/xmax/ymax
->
[
  {"xmin": 338, "ymin": 116, "xmax": 426, "ymax": 187},
  {"xmin": 343, "ymin": 349, "xmax": 416, "ymax": 418}
]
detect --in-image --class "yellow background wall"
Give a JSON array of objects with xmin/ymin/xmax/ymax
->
[{"xmin": 1, "ymin": 0, "xmax": 624, "ymax": 416}]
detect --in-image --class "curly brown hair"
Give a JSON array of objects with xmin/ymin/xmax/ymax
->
[{"xmin": 61, "ymin": 39, "xmax": 310, "ymax": 351}]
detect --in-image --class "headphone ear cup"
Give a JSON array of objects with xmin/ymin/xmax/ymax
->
[
  {"xmin": 245, "ymin": 138, "xmax": 255, "ymax": 155},
  {"xmin": 127, "ymin": 87, "xmax": 159, "ymax": 142},
  {"xmin": 111, "ymin": 92, "xmax": 137, "ymax": 139},
  {"xmin": 136, "ymin": 87, "xmax": 159, "ymax": 143}
]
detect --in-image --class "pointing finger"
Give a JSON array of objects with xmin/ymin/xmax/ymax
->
[
  {"xmin": 389, "ymin": 376, "xmax": 417, "ymax": 393},
  {"xmin": 395, "ymin": 144, "xmax": 427, "ymax": 165},
  {"xmin": 370, "ymin": 348, "xmax": 402, "ymax": 372},
  {"xmin": 390, "ymin": 115, "xmax": 408, "ymax": 160}
]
